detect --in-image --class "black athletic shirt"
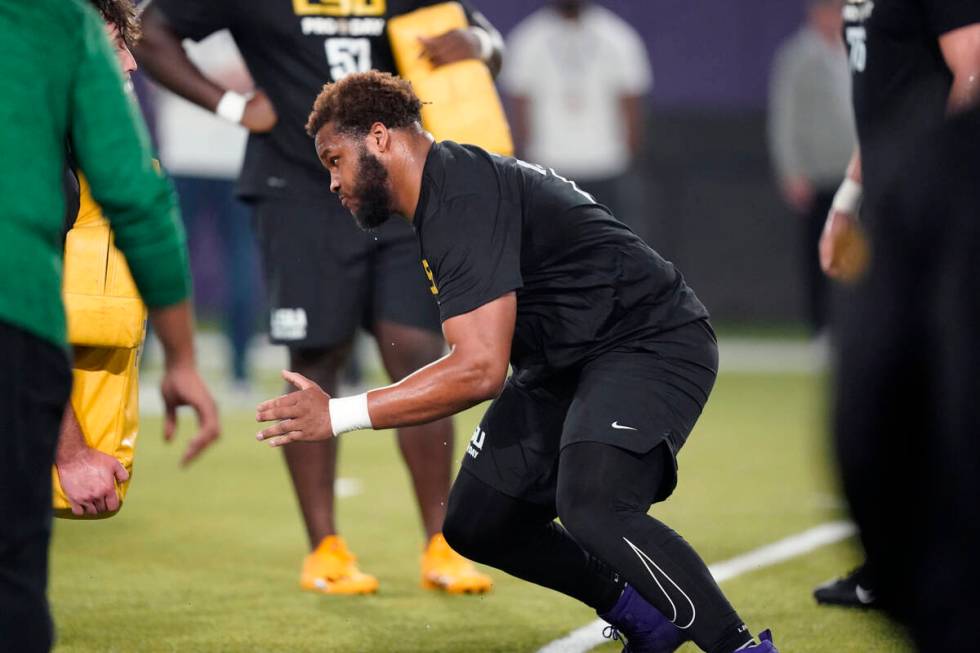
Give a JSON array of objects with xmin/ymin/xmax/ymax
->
[
  {"xmin": 843, "ymin": 0, "xmax": 980, "ymax": 201},
  {"xmin": 414, "ymin": 141, "xmax": 709, "ymax": 383},
  {"xmin": 152, "ymin": 0, "xmax": 479, "ymax": 200}
]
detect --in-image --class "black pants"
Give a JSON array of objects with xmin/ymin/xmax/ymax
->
[
  {"xmin": 0, "ymin": 321, "xmax": 71, "ymax": 653},
  {"xmin": 835, "ymin": 120, "xmax": 980, "ymax": 652},
  {"xmin": 445, "ymin": 442, "xmax": 747, "ymax": 653}
]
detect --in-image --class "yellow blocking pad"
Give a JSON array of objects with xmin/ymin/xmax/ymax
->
[
  {"xmin": 55, "ymin": 173, "xmax": 145, "ymax": 518},
  {"xmin": 388, "ymin": 2, "xmax": 513, "ymax": 156}
]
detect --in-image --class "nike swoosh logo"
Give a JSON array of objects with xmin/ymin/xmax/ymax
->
[
  {"xmin": 624, "ymin": 537, "xmax": 696, "ymax": 628},
  {"xmin": 611, "ymin": 421, "xmax": 637, "ymax": 430},
  {"xmin": 855, "ymin": 585, "xmax": 875, "ymax": 604}
]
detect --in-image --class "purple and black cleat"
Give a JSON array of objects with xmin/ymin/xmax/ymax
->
[
  {"xmin": 739, "ymin": 629, "xmax": 779, "ymax": 652},
  {"xmin": 599, "ymin": 584, "xmax": 690, "ymax": 653}
]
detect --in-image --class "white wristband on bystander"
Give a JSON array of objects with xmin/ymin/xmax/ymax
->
[
  {"xmin": 328, "ymin": 393, "xmax": 372, "ymax": 436},
  {"xmin": 470, "ymin": 27, "xmax": 494, "ymax": 62},
  {"xmin": 831, "ymin": 178, "xmax": 863, "ymax": 217},
  {"xmin": 215, "ymin": 90, "xmax": 248, "ymax": 124}
]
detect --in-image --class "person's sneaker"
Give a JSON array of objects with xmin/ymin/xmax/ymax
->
[
  {"xmin": 420, "ymin": 533, "xmax": 493, "ymax": 594},
  {"xmin": 813, "ymin": 564, "xmax": 877, "ymax": 608},
  {"xmin": 599, "ymin": 584, "xmax": 689, "ymax": 653},
  {"xmin": 738, "ymin": 629, "xmax": 779, "ymax": 652},
  {"xmin": 300, "ymin": 535, "xmax": 379, "ymax": 595}
]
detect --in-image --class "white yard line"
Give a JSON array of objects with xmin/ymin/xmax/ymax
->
[
  {"xmin": 139, "ymin": 333, "xmax": 826, "ymax": 381},
  {"xmin": 536, "ymin": 521, "xmax": 856, "ymax": 653}
]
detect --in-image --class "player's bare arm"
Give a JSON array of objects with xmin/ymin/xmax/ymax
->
[
  {"xmin": 256, "ymin": 293, "xmax": 515, "ymax": 446},
  {"xmin": 136, "ymin": 3, "xmax": 276, "ymax": 132},
  {"xmin": 939, "ymin": 23, "xmax": 980, "ymax": 112},
  {"xmin": 55, "ymin": 401, "xmax": 130, "ymax": 516},
  {"xmin": 820, "ymin": 148, "xmax": 868, "ymax": 281},
  {"xmin": 150, "ymin": 302, "xmax": 221, "ymax": 465},
  {"xmin": 418, "ymin": 10, "xmax": 503, "ymax": 77}
]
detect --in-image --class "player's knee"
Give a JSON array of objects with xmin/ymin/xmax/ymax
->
[
  {"xmin": 442, "ymin": 503, "xmax": 490, "ymax": 563},
  {"xmin": 556, "ymin": 490, "xmax": 611, "ymax": 553}
]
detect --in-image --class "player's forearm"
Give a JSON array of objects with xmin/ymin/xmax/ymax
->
[
  {"xmin": 149, "ymin": 301, "xmax": 197, "ymax": 371},
  {"xmin": 134, "ymin": 6, "xmax": 225, "ymax": 112},
  {"xmin": 830, "ymin": 148, "xmax": 863, "ymax": 217},
  {"xmin": 469, "ymin": 12, "xmax": 504, "ymax": 77},
  {"xmin": 56, "ymin": 402, "xmax": 88, "ymax": 465},
  {"xmin": 948, "ymin": 69, "xmax": 980, "ymax": 114},
  {"xmin": 845, "ymin": 148, "xmax": 862, "ymax": 184},
  {"xmin": 364, "ymin": 348, "xmax": 505, "ymax": 430},
  {"xmin": 939, "ymin": 24, "xmax": 980, "ymax": 114}
]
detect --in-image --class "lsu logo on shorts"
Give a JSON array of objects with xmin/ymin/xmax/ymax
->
[{"xmin": 292, "ymin": 0, "xmax": 386, "ymax": 16}]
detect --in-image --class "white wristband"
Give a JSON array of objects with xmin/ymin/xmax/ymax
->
[
  {"xmin": 470, "ymin": 27, "xmax": 494, "ymax": 62},
  {"xmin": 328, "ymin": 393, "xmax": 372, "ymax": 436},
  {"xmin": 832, "ymin": 178, "xmax": 863, "ymax": 217},
  {"xmin": 215, "ymin": 90, "xmax": 248, "ymax": 124}
]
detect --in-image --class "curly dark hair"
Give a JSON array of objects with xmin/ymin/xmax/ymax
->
[
  {"xmin": 306, "ymin": 71, "xmax": 422, "ymax": 138},
  {"xmin": 88, "ymin": 0, "xmax": 141, "ymax": 47}
]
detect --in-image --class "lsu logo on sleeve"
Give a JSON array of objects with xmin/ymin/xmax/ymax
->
[
  {"xmin": 422, "ymin": 259, "xmax": 439, "ymax": 295},
  {"xmin": 292, "ymin": 0, "xmax": 385, "ymax": 16}
]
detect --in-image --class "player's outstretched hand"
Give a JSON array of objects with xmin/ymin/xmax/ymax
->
[
  {"xmin": 819, "ymin": 208, "xmax": 869, "ymax": 283},
  {"xmin": 160, "ymin": 364, "xmax": 221, "ymax": 466},
  {"xmin": 256, "ymin": 370, "xmax": 333, "ymax": 447},
  {"xmin": 56, "ymin": 447, "xmax": 130, "ymax": 516},
  {"xmin": 418, "ymin": 28, "xmax": 481, "ymax": 68},
  {"xmin": 241, "ymin": 89, "xmax": 278, "ymax": 133}
]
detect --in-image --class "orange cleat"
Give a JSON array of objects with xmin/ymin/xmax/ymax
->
[
  {"xmin": 300, "ymin": 535, "xmax": 379, "ymax": 595},
  {"xmin": 420, "ymin": 533, "xmax": 493, "ymax": 594}
]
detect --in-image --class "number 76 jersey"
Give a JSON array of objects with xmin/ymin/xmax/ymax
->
[
  {"xmin": 842, "ymin": 0, "xmax": 980, "ymax": 202},
  {"xmin": 153, "ymin": 0, "xmax": 483, "ymax": 199}
]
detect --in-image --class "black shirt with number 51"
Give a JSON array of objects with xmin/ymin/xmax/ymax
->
[{"xmin": 154, "ymin": 0, "xmax": 480, "ymax": 200}]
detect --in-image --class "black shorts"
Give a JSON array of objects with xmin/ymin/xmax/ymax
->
[
  {"xmin": 251, "ymin": 194, "xmax": 441, "ymax": 347},
  {"xmin": 462, "ymin": 319, "xmax": 718, "ymax": 506}
]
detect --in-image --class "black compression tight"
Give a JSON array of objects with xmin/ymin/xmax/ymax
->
[{"xmin": 444, "ymin": 442, "xmax": 751, "ymax": 653}]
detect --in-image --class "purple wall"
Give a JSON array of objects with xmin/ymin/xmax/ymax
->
[{"xmin": 480, "ymin": 0, "xmax": 806, "ymax": 110}]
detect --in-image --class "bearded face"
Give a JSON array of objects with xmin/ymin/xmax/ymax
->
[{"xmin": 350, "ymin": 143, "xmax": 394, "ymax": 231}]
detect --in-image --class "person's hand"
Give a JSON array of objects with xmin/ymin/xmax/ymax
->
[
  {"xmin": 56, "ymin": 447, "xmax": 129, "ymax": 516},
  {"xmin": 781, "ymin": 176, "xmax": 814, "ymax": 214},
  {"xmin": 160, "ymin": 364, "xmax": 220, "ymax": 466},
  {"xmin": 418, "ymin": 29, "xmax": 482, "ymax": 68},
  {"xmin": 819, "ymin": 209, "xmax": 870, "ymax": 282},
  {"xmin": 241, "ymin": 89, "xmax": 277, "ymax": 133},
  {"xmin": 256, "ymin": 370, "xmax": 333, "ymax": 447}
]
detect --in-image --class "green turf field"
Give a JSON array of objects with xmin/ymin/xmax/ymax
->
[{"xmin": 49, "ymin": 369, "xmax": 911, "ymax": 652}]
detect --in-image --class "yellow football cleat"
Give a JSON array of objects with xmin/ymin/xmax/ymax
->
[
  {"xmin": 420, "ymin": 533, "xmax": 493, "ymax": 594},
  {"xmin": 300, "ymin": 535, "xmax": 379, "ymax": 595}
]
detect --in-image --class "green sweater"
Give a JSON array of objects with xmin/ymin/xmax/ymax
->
[{"xmin": 0, "ymin": 0, "xmax": 189, "ymax": 347}]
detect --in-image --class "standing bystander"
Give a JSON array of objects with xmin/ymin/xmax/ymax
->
[
  {"xmin": 768, "ymin": 0, "xmax": 855, "ymax": 335},
  {"xmin": 0, "ymin": 0, "xmax": 218, "ymax": 650},
  {"xmin": 501, "ymin": 0, "xmax": 652, "ymax": 228}
]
